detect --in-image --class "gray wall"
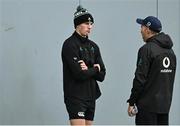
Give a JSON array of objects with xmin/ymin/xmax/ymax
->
[{"xmin": 0, "ymin": 0, "xmax": 179, "ymax": 125}]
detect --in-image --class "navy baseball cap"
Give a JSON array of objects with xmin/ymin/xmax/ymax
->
[{"xmin": 136, "ymin": 16, "xmax": 162, "ymax": 33}]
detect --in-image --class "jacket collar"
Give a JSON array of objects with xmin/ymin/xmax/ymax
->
[{"xmin": 73, "ymin": 31, "xmax": 88, "ymax": 43}]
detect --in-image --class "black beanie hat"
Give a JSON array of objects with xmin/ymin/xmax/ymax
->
[{"xmin": 74, "ymin": 5, "xmax": 94, "ymax": 28}]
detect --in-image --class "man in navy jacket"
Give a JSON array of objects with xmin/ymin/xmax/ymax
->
[{"xmin": 127, "ymin": 16, "xmax": 176, "ymax": 125}]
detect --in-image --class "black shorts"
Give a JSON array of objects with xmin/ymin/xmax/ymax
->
[{"xmin": 65, "ymin": 98, "xmax": 96, "ymax": 121}]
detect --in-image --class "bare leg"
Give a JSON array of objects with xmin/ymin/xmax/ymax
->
[
  {"xmin": 85, "ymin": 120, "xmax": 93, "ymax": 126},
  {"xmin": 70, "ymin": 119, "xmax": 86, "ymax": 126}
]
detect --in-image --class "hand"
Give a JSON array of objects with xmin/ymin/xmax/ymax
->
[
  {"xmin": 94, "ymin": 64, "xmax": 101, "ymax": 72},
  {"xmin": 78, "ymin": 60, "xmax": 88, "ymax": 70},
  {"xmin": 127, "ymin": 105, "xmax": 135, "ymax": 117}
]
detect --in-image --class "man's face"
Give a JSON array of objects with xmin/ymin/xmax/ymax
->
[
  {"xmin": 140, "ymin": 25, "xmax": 148, "ymax": 42},
  {"xmin": 76, "ymin": 22, "xmax": 93, "ymax": 37}
]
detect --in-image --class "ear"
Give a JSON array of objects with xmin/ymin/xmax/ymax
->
[
  {"xmin": 76, "ymin": 25, "xmax": 81, "ymax": 30},
  {"xmin": 146, "ymin": 27, "xmax": 152, "ymax": 34}
]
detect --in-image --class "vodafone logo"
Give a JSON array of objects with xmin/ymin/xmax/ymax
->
[
  {"xmin": 163, "ymin": 57, "xmax": 170, "ymax": 68},
  {"xmin": 161, "ymin": 57, "xmax": 172, "ymax": 73}
]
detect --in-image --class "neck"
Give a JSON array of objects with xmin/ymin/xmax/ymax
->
[
  {"xmin": 148, "ymin": 34, "xmax": 155, "ymax": 39},
  {"xmin": 75, "ymin": 29, "xmax": 87, "ymax": 38},
  {"xmin": 145, "ymin": 33, "xmax": 158, "ymax": 42},
  {"xmin": 148, "ymin": 32, "xmax": 158, "ymax": 39}
]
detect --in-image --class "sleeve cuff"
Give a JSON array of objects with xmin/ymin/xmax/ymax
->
[
  {"xmin": 127, "ymin": 99, "xmax": 135, "ymax": 106},
  {"xmin": 94, "ymin": 66, "xmax": 99, "ymax": 73}
]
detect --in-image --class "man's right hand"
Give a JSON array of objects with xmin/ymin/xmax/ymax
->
[
  {"xmin": 128, "ymin": 105, "xmax": 135, "ymax": 117},
  {"xmin": 78, "ymin": 60, "xmax": 88, "ymax": 70},
  {"xmin": 128, "ymin": 104, "xmax": 138, "ymax": 117}
]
